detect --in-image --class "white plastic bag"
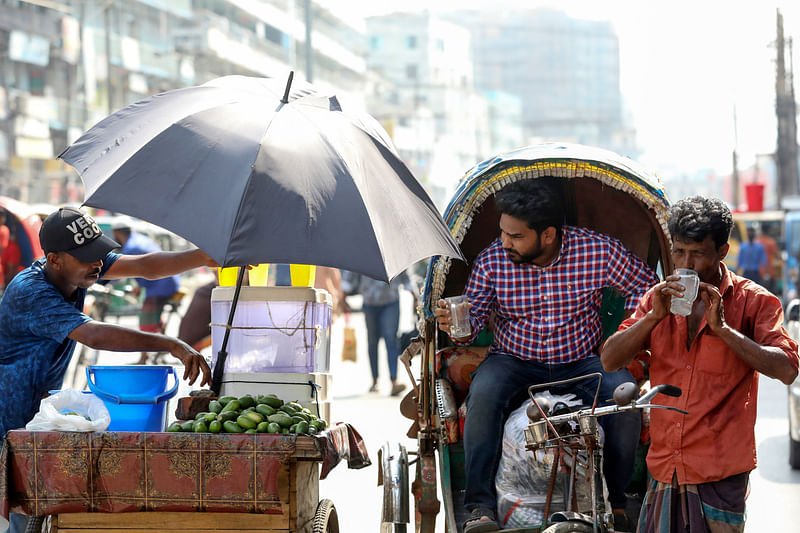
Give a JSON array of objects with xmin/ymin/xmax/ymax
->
[
  {"xmin": 495, "ymin": 393, "xmax": 595, "ymax": 529},
  {"xmin": 26, "ymin": 390, "xmax": 111, "ymax": 432}
]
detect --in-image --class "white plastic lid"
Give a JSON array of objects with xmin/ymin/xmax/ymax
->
[{"xmin": 211, "ymin": 286, "xmax": 332, "ymax": 306}]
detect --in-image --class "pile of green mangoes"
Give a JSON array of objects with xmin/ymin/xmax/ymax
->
[{"xmin": 167, "ymin": 394, "xmax": 327, "ymax": 435}]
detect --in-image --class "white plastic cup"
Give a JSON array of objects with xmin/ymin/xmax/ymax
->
[
  {"xmin": 670, "ymin": 268, "xmax": 699, "ymax": 316},
  {"xmin": 446, "ymin": 295, "xmax": 472, "ymax": 338}
]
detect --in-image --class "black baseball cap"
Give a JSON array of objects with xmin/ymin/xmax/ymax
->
[{"xmin": 39, "ymin": 207, "xmax": 120, "ymax": 263}]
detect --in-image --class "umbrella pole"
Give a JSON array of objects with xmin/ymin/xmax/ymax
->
[{"xmin": 211, "ymin": 267, "xmax": 247, "ymax": 395}]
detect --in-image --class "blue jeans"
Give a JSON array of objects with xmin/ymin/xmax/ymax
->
[
  {"xmin": 463, "ymin": 353, "xmax": 641, "ymax": 512},
  {"xmin": 362, "ymin": 300, "xmax": 400, "ymax": 380}
]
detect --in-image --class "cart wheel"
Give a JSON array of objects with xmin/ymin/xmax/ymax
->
[{"xmin": 312, "ymin": 499, "xmax": 339, "ymax": 533}]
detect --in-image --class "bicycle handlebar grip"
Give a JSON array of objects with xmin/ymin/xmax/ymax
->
[{"xmin": 659, "ymin": 384, "xmax": 682, "ymax": 397}]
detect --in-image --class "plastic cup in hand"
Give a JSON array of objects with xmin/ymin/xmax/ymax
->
[
  {"xmin": 446, "ymin": 295, "xmax": 472, "ymax": 338},
  {"xmin": 670, "ymin": 268, "xmax": 699, "ymax": 316}
]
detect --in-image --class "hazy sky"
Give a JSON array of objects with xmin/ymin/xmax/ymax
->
[{"xmin": 324, "ymin": 0, "xmax": 800, "ymax": 177}]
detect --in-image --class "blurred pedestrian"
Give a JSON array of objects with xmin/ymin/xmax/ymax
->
[
  {"xmin": 177, "ymin": 277, "xmax": 216, "ymax": 352},
  {"xmin": 342, "ymin": 270, "xmax": 416, "ymax": 395},
  {"xmin": 736, "ymin": 226, "xmax": 766, "ymax": 285},
  {"xmin": 111, "ymin": 217, "xmax": 180, "ymax": 364},
  {"xmin": 755, "ymin": 223, "xmax": 779, "ymax": 294},
  {"xmin": 315, "ymin": 266, "xmax": 348, "ymax": 317}
]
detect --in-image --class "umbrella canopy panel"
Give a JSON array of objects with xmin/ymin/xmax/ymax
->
[{"xmin": 61, "ymin": 76, "xmax": 462, "ymax": 282}]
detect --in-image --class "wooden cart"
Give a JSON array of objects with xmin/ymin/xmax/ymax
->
[{"xmin": 1, "ymin": 427, "xmax": 367, "ymax": 533}]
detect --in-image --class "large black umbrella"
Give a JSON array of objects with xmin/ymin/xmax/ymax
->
[
  {"xmin": 60, "ymin": 73, "xmax": 463, "ymax": 282},
  {"xmin": 60, "ymin": 73, "xmax": 463, "ymax": 392}
]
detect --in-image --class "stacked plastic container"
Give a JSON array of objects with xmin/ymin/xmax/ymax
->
[{"xmin": 210, "ymin": 285, "xmax": 333, "ymax": 422}]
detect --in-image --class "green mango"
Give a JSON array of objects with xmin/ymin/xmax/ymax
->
[{"xmin": 223, "ymin": 421, "xmax": 243, "ymax": 433}]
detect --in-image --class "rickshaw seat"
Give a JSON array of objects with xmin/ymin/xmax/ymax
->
[{"xmin": 435, "ymin": 346, "xmax": 489, "ymax": 406}]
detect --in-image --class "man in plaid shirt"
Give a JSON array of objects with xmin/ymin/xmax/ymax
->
[{"xmin": 435, "ymin": 179, "xmax": 658, "ymax": 533}]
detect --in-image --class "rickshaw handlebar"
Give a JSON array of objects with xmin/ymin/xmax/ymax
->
[{"xmin": 539, "ymin": 383, "xmax": 688, "ymax": 427}]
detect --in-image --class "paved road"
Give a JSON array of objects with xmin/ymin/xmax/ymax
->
[{"xmin": 746, "ymin": 373, "xmax": 800, "ymax": 530}]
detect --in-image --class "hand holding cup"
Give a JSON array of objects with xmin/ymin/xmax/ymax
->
[
  {"xmin": 669, "ymin": 268, "xmax": 699, "ymax": 316},
  {"xmin": 435, "ymin": 296, "xmax": 472, "ymax": 339}
]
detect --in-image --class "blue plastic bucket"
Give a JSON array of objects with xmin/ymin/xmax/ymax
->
[{"xmin": 86, "ymin": 365, "xmax": 179, "ymax": 432}]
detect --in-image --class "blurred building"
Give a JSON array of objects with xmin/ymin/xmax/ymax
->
[
  {"xmin": 448, "ymin": 8, "xmax": 638, "ymax": 158},
  {"xmin": 365, "ymin": 11, "xmax": 500, "ymax": 203},
  {"xmin": 0, "ymin": 0, "xmax": 369, "ymax": 204},
  {"xmin": 485, "ymin": 90, "xmax": 523, "ymax": 156}
]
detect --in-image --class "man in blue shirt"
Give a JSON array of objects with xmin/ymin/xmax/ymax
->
[
  {"xmin": 0, "ymin": 207, "xmax": 214, "ymax": 533},
  {"xmin": 112, "ymin": 218, "xmax": 180, "ymax": 364},
  {"xmin": 736, "ymin": 226, "xmax": 767, "ymax": 285}
]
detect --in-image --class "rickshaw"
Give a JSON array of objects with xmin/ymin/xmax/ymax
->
[{"xmin": 380, "ymin": 143, "xmax": 673, "ymax": 533}]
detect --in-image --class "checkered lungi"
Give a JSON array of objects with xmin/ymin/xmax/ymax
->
[{"xmin": 637, "ymin": 471, "xmax": 748, "ymax": 533}]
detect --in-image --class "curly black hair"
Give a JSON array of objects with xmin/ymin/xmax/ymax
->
[
  {"xmin": 667, "ymin": 195, "xmax": 732, "ymax": 249},
  {"xmin": 494, "ymin": 178, "xmax": 565, "ymax": 235}
]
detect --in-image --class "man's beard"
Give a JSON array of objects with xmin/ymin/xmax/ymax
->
[{"xmin": 505, "ymin": 247, "xmax": 542, "ymax": 264}]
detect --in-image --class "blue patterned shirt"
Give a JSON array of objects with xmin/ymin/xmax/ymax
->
[
  {"xmin": 464, "ymin": 226, "xmax": 658, "ymax": 364},
  {"xmin": 0, "ymin": 253, "xmax": 119, "ymax": 438}
]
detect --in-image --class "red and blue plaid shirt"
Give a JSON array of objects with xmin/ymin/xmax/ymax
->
[{"xmin": 463, "ymin": 225, "xmax": 658, "ymax": 364}]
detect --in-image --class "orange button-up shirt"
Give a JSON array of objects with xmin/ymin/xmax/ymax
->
[{"xmin": 619, "ymin": 264, "xmax": 799, "ymax": 484}]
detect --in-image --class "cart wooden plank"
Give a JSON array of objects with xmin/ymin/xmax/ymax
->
[{"xmin": 53, "ymin": 510, "xmax": 288, "ymax": 530}]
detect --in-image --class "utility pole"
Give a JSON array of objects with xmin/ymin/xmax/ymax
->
[
  {"xmin": 304, "ymin": 0, "xmax": 313, "ymax": 83},
  {"xmin": 104, "ymin": 1, "xmax": 113, "ymax": 115},
  {"xmin": 775, "ymin": 9, "xmax": 800, "ymax": 201}
]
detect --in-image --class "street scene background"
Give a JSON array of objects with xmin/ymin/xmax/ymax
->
[{"xmin": 3, "ymin": 0, "xmax": 800, "ymax": 531}]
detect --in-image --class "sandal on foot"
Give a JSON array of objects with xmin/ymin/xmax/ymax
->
[{"xmin": 463, "ymin": 508, "xmax": 499, "ymax": 533}]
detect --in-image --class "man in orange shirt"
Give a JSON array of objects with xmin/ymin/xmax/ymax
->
[{"xmin": 600, "ymin": 196, "xmax": 799, "ymax": 532}]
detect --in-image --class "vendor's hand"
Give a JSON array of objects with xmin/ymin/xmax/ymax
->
[
  {"xmin": 195, "ymin": 249, "xmax": 220, "ymax": 268},
  {"xmin": 171, "ymin": 340, "xmax": 212, "ymax": 387},
  {"xmin": 652, "ymin": 274, "xmax": 687, "ymax": 320},
  {"xmin": 699, "ymin": 283, "xmax": 726, "ymax": 332}
]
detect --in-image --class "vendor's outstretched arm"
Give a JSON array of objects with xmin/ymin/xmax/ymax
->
[
  {"xmin": 69, "ymin": 321, "xmax": 211, "ymax": 386},
  {"xmin": 104, "ymin": 249, "xmax": 218, "ymax": 281}
]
